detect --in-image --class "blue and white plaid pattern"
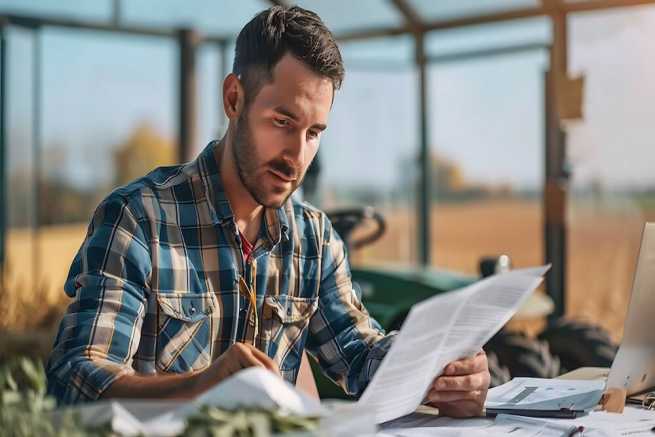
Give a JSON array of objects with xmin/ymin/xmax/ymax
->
[{"xmin": 46, "ymin": 141, "xmax": 395, "ymax": 405}]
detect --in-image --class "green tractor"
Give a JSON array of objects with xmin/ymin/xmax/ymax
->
[{"xmin": 309, "ymin": 206, "xmax": 617, "ymax": 399}]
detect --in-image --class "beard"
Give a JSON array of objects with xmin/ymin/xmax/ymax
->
[{"xmin": 231, "ymin": 111, "xmax": 305, "ymax": 208}]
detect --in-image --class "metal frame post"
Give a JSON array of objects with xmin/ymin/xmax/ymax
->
[
  {"xmin": 32, "ymin": 27, "xmax": 42, "ymax": 288},
  {"xmin": 112, "ymin": 0, "xmax": 121, "ymax": 27},
  {"xmin": 416, "ymin": 32, "xmax": 431, "ymax": 267},
  {"xmin": 218, "ymin": 40, "xmax": 230, "ymax": 138},
  {"xmin": 178, "ymin": 28, "xmax": 198, "ymax": 163},
  {"xmin": 0, "ymin": 20, "xmax": 7, "ymax": 275}
]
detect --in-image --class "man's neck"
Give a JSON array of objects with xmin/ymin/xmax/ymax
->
[{"xmin": 216, "ymin": 138, "xmax": 263, "ymax": 244}]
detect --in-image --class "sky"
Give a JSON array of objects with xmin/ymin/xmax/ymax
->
[{"xmin": 4, "ymin": 0, "xmax": 655, "ymax": 196}]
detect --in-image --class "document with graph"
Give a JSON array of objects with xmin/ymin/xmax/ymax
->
[
  {"xmin": 485, "ymin": 377, "xmax": 605, "ymax": 418},
  {"xmin": 357, "ymin": 266, "xmax": 550, "ymax": 424}
]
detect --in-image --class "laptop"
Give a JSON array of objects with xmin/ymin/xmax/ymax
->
[{"xmin": 606, "ymin": 222, "xmax": 655, "ymax": 396}]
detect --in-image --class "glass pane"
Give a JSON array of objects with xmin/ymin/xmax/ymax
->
[
  {"xmin": 121, "ymin": 0, "xmax": 267, "ymax": 36},
  {"xmin": 409, "ymin": 0, "xmax": 539, "ymax": 21},
  {"xmin": 429, "ymin": 50, "xmax": 546, "ymax": 276},
  {"xmin": 0, "ymin": 0, "xmax": 111, "ymax": 21},
  {"xmin": 203, "ymin": 41, "xmax": 236, "ymax": 141},
  {"xmin": 318, "ymin": 63, "xmax": 418, "ymax": 267},
  {"xmin": 567, "ymin": 5, "xmax": 655, "ymax": 341},
  {"xmin": 426, "ymin": 17, "xmax": 550, "ymax": 56},
  {"xmin": 40, "ymin": 28, "xmax": 177, "ymax": 193},
  {"xmin": 339, "ymin": 34, "xmax": 415, "ymax": 67},
  {"xmin": 5, "ymin": 27, "xmax": 38, "ymax": 330},
  {"xmin": 294, "ymin": 0, "xmax": 403, "ymax": 34},
  {"xmin": 4, "ymin": 28, "xmax": 179, "ymax": 331},
  {"xmin": 197, "ymin": 44, "xmax": 222, "ymax": 149}
]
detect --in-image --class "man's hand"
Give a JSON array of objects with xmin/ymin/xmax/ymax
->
[
  {"xmin": 425, "ymin": 351, "xmax": 490, "ymax": 418},
  {"xmin": 103, "ymin": 342, "xmax": 280, "ymax": 400},
  {"xmin": 195, "ymin": 342, "xmax": 280, "ymax": 392}
]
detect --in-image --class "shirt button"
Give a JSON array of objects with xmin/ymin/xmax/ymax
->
[{"xmin": 190, "ymin": 306, "xmax": 196, "ymax": 314}]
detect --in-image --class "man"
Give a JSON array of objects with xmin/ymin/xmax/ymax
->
[{"xmin": 46, "ymin": 6, "xmax": 489, "ymax": 417}]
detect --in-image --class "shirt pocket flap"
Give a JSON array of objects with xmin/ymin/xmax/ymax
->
[
  {"xmin": 265, "ymin": 295, "xmax": 318, "ymax": 324},
  {"xmin": 156, "ymin": 292, "xmax": 215, "ymax": 323}
]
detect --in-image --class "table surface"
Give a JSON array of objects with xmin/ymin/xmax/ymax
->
[{"xmin": 380, "ymin": 368, "xmax": 655, "ymax": 436}]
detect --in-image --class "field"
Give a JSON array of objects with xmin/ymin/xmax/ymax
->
[
  {"xmin": 2, "ymin": 198, "xmax": 653, "ymax": 352},
  {"xmin": 353, "ymin": 198, "xmax": 654, "ymax": 342}
]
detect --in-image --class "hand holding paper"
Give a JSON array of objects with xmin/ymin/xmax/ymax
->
[{"xmin": 425, "ymin": 350, "xmax": 491, "ymax": 417}]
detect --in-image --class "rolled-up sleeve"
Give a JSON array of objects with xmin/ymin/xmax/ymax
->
[
  {"xmin": 305, "ymin": 215, "xmax": 397, "ymax": 397},
  {"xmin": 46, "ymin": 193, "xmax": 151, "ymax": 405}
]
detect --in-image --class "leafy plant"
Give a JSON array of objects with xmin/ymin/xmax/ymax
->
[
  {"xmin": 0, "ymin": 358, "xmax": 108, "ymax": 437},
  {"xmin": 184, "ymin": 405, "xmax": 320, "ymax": 437}
]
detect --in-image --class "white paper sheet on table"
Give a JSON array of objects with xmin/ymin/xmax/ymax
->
[
  {"xmin": 485, "ymin": 377, "xmax": 606, "ymax": 412},
  {"xmin": 378, "ymin": 412, "xmax": 494, "ymax": 437},
  {"xmin": 491, "ymin": 407, "xmax": 655, "ymax": 437},
  {"xmin": 493, "ymin": 414, "xmax": 583, "ymax": 436},
  {"xmin": 359, "ymin": 266, "xmax": 550, "ymax": 424},
  {"xmin": 572, "ymin": 407, "xmax": 655, "ymax": 436},
  {"xmin": 379, "ymin": 407, "xmax": 655, "ymax": 437}
]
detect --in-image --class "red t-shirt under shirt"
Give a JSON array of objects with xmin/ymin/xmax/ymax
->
[{"xmin": 239, "ymin": 231, "xmax": 254, "ymax": 262}]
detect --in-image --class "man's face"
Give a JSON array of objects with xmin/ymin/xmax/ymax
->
[{"xmin": 232, "ymin": 53, "xmax": 333, "ymax": 208}]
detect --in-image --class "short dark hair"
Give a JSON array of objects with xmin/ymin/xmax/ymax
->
[{"xmin": 233, "ymin": 6, "xmax": 344, "ymax": 105}]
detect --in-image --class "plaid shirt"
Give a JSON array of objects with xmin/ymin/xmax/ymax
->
[{"xmin": 46, "ymin": 141, "xmax": 395, "ymax": 405}]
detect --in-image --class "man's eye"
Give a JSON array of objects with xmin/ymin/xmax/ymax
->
[
  {"xmin": 308, "ymin": 130, "xmax": 320, "ymax": 140},
  {"xmin": 273, "ymin": 118, "xmax": 289, "ymax": 127}
]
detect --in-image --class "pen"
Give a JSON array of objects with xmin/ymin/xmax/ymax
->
[{"xmin": 568, "ymin": 425, "xmax": 584, "ymax": 437}]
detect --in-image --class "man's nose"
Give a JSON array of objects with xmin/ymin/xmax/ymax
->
[{"xmin": 284, "ymin": 131, "xmax": 306, "ymax": 165}]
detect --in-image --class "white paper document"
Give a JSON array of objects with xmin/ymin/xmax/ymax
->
[
  {"xmin": 573, "ymin": 407, "xmax": 655, "ymax": 437},
  {"xmin": 485, "ymin": 378, "xmax": 606, "ymax": 413},
  {"xmin": 359, "ymin": 266, "xmax": 550, "ymax": 424}
]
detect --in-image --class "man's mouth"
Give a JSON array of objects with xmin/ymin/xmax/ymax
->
[{"xmin": 269, "ymin": 169, "xmax": 297, "ymax": 183}]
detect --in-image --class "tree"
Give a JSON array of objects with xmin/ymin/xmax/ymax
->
[{"xmin": 113, "ymin": 121, "xmax": 175, "ymax": 187}]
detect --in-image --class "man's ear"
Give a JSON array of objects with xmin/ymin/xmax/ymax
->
[{"xmin": 223, "ymin": 73, "xmax": 245, "ymax": 120}]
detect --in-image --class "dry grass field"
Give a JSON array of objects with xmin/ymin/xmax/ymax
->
[
  {"xmin": 1, "ymin": 223, "xmax": 85, "ymax": 331},
  {"xmin": 1, "ymin": 198, "xmax": 653, "ymax": 353},
  {"xmin": 355, "ymin": 199, "xmax": 655, "ymax": 342}
]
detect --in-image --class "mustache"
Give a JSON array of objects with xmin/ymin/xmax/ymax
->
[{"xmin": 268, "ymin": 159, "xmax": 300, "ymax": 180}]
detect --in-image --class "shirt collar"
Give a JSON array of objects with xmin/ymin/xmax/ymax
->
[{"xmin": 193, "ymin": 140, "xmax": 290, "ymax": 245}]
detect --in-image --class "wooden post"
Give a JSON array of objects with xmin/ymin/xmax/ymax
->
[{"xmin": 544, "ymin": 8, "xmax": 569, "ymax": 320}]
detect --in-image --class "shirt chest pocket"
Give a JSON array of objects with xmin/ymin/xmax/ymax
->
[
  {"xmin": 156, "ymin": 292, "xmax": 217, "ymax": 372},
  {"xmin": 261, "ymin": 295, "xmax": 318, "ymax": 371}
]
